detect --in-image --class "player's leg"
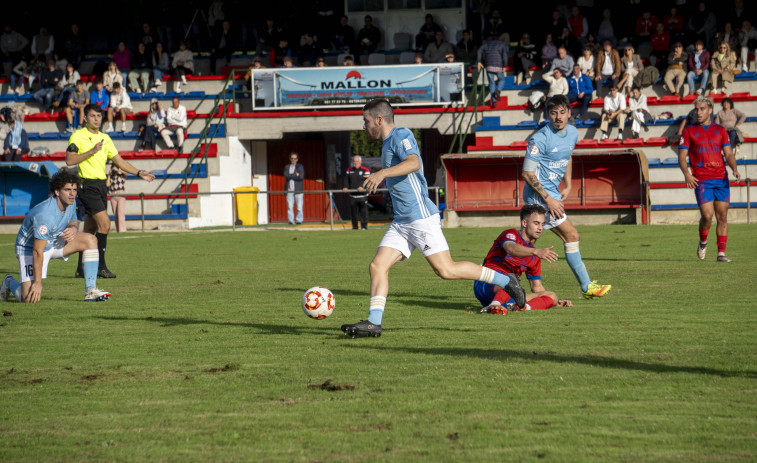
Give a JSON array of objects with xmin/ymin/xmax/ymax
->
[
  {"xmin": 14, "ymin": 249, "xmax": 55, "ymax": 303},
  {"xmin": 550, "ymin": 217, "xmax": 611, "ymax": 298},
  {"xmin": 63, "ymin": 233, "xmax": 111, "ymax": 301},
  {"xmin": 714, "ymin": 193, "xmax": 731, "ymax": 262},
  {"xmin": 695, "ymin": 183, "xmax": 715, "ymax": 260}
]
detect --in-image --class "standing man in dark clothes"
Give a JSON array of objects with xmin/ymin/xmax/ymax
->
[{"xmin": 342, "ymin": 155, "xmax": 371, "ymax": 230}]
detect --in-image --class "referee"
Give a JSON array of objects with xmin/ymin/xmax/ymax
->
[{"xmin": 66, "ymin": 103, "xmax": 156, "ymax": 278}]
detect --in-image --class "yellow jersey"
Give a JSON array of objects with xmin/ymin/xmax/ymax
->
[{"xmin": 67, "ymin": 127, "xmax": 118, "ymax": 180}]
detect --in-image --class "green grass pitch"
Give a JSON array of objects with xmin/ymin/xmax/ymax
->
[{"xmin": 1, "ymin": 224, "xmax": 755, "ymax": 461}]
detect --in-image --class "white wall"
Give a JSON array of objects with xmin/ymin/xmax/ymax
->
[{"xmin": 188, "ymin": 136, "xmax": 252, "ymax": 228}]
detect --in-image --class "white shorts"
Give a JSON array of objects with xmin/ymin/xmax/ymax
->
[
  {"xmin": 523, "ymin": 195, "xmax": 568, "ymax": 230},
  {"xmin": 379, "ymin": 214, "xmax": 450, "ymax": 260},
  {"xmin": 16, "ymin": 238, "xmax": 68, "ymax": 283}
]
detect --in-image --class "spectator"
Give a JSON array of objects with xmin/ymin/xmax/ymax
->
[
  {"xmin": 724, "ymin": 0, "xmax": 749, "ymax": 32},
  {"xmin": 34, "ymin": 59, "xmax": 61, "ymax": 113},
  {"xmin": 172, "ymin": 42, "xmax": 194, "ymax": 93},
  {"xmin": 210, "ymin": 20, "xmax": 235, "ymax": 74},
  {"xmin": 54, "ymin": 52, "xmax": 68, "ymax": 74},
  {"xmin": 128, "ymin": 42, "xmax": 152, "ymax": 93},
  {"xmin": 627, "ymin": 86, "xmax": 651, "ymax": 138},
  {"xmin": 112, "ymin": 41, "xmax": 131, "ymax": 86},
  {"xmin": 417, "ymin": 13, "xmax": 441, "ymax": 50},
  {"xmin": 9, "ymin": 56, "xmax": 29, "ymax": 95},
  {"xmin": 151, "ymin": 42, "xmax": 170, "ymax": 92},
  {"xmin": 549, "ymin": 9, "xmax": 567, "ymax": 43},
  {"xmin": 160, "ymin": 96, "xmax": 187, "ymax": 153},
  {"xmin": 54, "ymin": 62, "xmax": 80, "ymax": 112},
  {"xmin": 103, "ymin": 61, "xmax": 123, "ymax": 94},
  {"xmin": 63, "ymin": 23, "xmax": 85, "ymax": 69},
  {"xmin": 343, "ymin": 55, "xmax": 356, "ymax": 66},
  {"xmin": 256, "ymin": 17, "xmax": 281, "ymax": 57},
  {"xmin": 541, "ymin": 34, "xmax": 557, "ymax": 68},
  {"xmin": 688, "ymin": 2, "xmax": 717, "ymax": 50},
  {"xmin": 105, "ymin": 82, "xmax": 131, "ymax": 133},
  {"xmin": 315, "ymin": 57, "xmax": 326, "ymax": 67},
  {"xmin": 270, "ymin": 37, "xmax": 292, "ymax": 68},
  {"xmin": 26, "ymin": 56, "xmax": 45, "ymax": 91},
  {"xmin": 599, "ymin": 85, "xmax": 626, "ymax": 140},
  {"xmin": 354, "ymin": 15, "xmax": 380, "ymax": 56},
  {"xmin": 89, "ymin": 79, "xmax": 109, "ymax": 112},
  {"xmin": 556, "ymin": 27, "xmax": 578, "ymax": 59},
  {"xmin": 584, "ymin": 33, "xmax": 601, "ymax": 55},
  {"xmin": 710, "ymin": 41, "xmax": 738, "ymax": 93},
  {"xmin": 596, "ymin": 9, "xmax": 617, "ymax": 47},
  {"xmin": 687, "ymin": 40, "xmax": 710, "ymax": 95},
  {"xmin": 594, "ymin": 40, "xmax": 621, "ymax": 97},
  {"xmin": 139, "ymin": 98, "xmax": 166, "ymax": 151},
  {"xmin": 243, "ymin": 57, "xmax": 266, "ymax": 90},
  {"xmin": 3, "ymin": 119, "xmax": 28, "ymax": 161},
  {"xmin": 650, "ymin": 23, "xmax": 671, "ymax": 69},
  {"xmin": 107, "ymin": 163, "xmax": 127, "ymax": 233},
  {"xmin": 664, "ymin": 42, "xmax": 688, "ymax": 95},
  {"xmin": 551, "ymin": 45, "xmax": 575, "ymax": 75},
  {"xmin": 342, "ymin": 155, "xmax": 370, "ymax": 230},
  {"xmin": 455, "ymin": 30, "xmax": 478, "ymax": 65},
  {"xmin": 482, "ymin": 9, "xmax": 506, "ymax": 42},
  {"xmin": 64, "ymin": 80, "xmax": 88, "ymax": 133},
  {"xmin": 139, "ymin": 23, "xmax": 158, "ymax": 55},
  {"xmin": 424, "ymin": 31, "xmax": 454, "ymax": 63},
  {"xmin": 663, "ymin": 7, "xmax": 685, "ymax": 44},
  {"xmin": 281, "ymin": 56, "xmax": 295, "ymax": 68},
  {"xmin": 635, "ymin": 12, "xmax": 658, "ymax": 47},
  {"xmin": 567, "ymin": 6, "xmax": 588, "ymax": 49},
  {"xmin": 577, "ymin": 46, "xmax": 595, "ymax": 78},
  {"xmin": 333, "ymin": 15, "xmax": 355, "ymax": 52},
  {"xmin": 618, "ymin": 45, "xmax": 643, "ymax": 97},
  {"xmin": 718, "ymin": 23, "xmax": 740, "ymax": 58},
  {"xmin": 298, "ymin": 32, "xmax": 321, "ymax": 67},
  {"xmin": 567, "ymin": 64, "xmax": 593, "ymax": 119},
  {"xmin": 1, "ymin": 25, "xmax": 29, "ymax": 73},
  {"xmin": 30, "ymin": 26, "xmax": 55, "ymax": 62},
  {"xmin": 738, "ymin": 20, "xmax": 757, "ymax": 72},
  {"xmin": 714, "ymin": 97, "xmax": 746, "ymax": 149},
  {"xmin": 476, "ymin": 33, "xmax": 508, "ymax": 108},
  {"xmin": 541, "ymin": 67, "xmax": 569, "ymax": 119},
  {"xmin": 513, "ymin": 33, "xmax": 536, "ymax": 84},
  {"xmin": 284, "ymin": 151, "xmax": 305, "ymax": 225}
]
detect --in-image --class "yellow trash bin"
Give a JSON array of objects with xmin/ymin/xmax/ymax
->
[{"xmin": 234, "ymin": 186, "xmax": 259, "ymax": 225}]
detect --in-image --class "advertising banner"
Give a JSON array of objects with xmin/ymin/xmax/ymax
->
[{"xmin": 251, "ymin": 63, "xmax": 464, "ymax": 109}]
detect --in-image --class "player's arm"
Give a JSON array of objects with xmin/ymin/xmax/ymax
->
[
  {"xmin": 677, "ymin": 147, "xmax": 697, "ymax": 188},
  {"xmin": 722, "ymin": 142, "xmax": 741, "ymax": 182},
  {"xmin": 363, "ymin": 153, "xmax": 420, "ymax": 194},
  {"xmin": 61, "ymin": 221, "xmax": 78, "ymax": 243},
  {"xmin": 65, "ymin": 140, "xmax": 104, "ymax": 166},
  {"xmin": 111, "ymin": 154, "xmax": 156, "ymax": 182},
  {"xmin": 560, "ymin": 157, "xmax": 573, "ymax": 200},
  {"xmin": 503, "ymin": 241, "xmax": 558, "ymax": 263},
  {"xmin": 25, "ymin": 238, "xmax": 46, "ymax": 303},
  {"xmin": 522, "ymin": 168, "xmax": 564, "ymax": 219}
]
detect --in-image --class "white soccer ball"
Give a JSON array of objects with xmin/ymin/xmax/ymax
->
[{"xmin": 302, "ymin": 286, "xmax": 335, "ymax": 319}]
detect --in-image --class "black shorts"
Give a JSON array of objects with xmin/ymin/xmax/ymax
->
[{"xmin": 78, "ymin": 179, "xmax": 109, "ymax": 215}]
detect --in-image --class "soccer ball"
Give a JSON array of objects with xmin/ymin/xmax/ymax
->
[{"xmin": 302, "ymin": 286, "xmax": 335, "ymax": 319}]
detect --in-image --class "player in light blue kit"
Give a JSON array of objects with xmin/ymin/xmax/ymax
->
[
  {"xmin": 341, "ymin": 99, "xmax": 526, "ymax": 338},
  {"xmin": 522, "ymin": 94, "xmax": 611, "ymax": 299},
  {"xmin": 0, "ymin": 169, "xmax": 110, "ymax": 303}
]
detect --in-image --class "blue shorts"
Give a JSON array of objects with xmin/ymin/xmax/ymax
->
[
  {"xmin": 695, "ymin": 178, "xmax": 730, "ymax": 206},
  {"xmin": 473, "ymin": 280, "xmax": 497, "ymax": 307}
]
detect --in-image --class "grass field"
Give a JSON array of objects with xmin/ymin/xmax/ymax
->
[{"xmin": 1, "ymin": 224, "xmax": 756, "ymax": 462}]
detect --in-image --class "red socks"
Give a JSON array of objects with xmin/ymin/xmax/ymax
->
[
  {"xmin": 699, "ymin": 229, "xmax": 709, "ymax": 243},
  {"xmin": 717, "ymin": 235, "xmax": 727, "ymax": 254},
  {"xmin": 527, "ymin": 296, "xmax": 555, "ymax": 310}
]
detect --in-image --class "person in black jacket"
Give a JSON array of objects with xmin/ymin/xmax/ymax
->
[{"xmin": 342, "ymin": 155, "xmax": 370, "ymax": 230}]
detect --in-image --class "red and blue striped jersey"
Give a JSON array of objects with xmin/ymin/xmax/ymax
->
[
  {"xmin": 679, "ymin": 123, "xmax": 730, "ymax": 181},
  {"xmin": 482, "ymin": 228, "xmax": 542, "ymax": 279}
]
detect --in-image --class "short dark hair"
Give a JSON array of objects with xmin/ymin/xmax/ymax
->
[
  {"xmin": 83, "ymin": 103, "xmax": 102, "ymax": 116},
  {"xmin": 112, "ymin": 82, "xmax": 121, "ymax": 90},
  {"xmin": 520, "ymin": 203, "xmax": 547, "ymax": 221},
  {"xmin": 722, "ymin": 97, "xmax": 734, "ymax": 108},
  {"xmin": 363, "ymin": 98, "xmax": 394, "ymax": 124},
  {"xmin": 546, "ymin": 94, "xmax": 570, "ymax": 112},
  {"xmin": 49, "ymin": 168, "xmax": 81, "ymax": 194}
]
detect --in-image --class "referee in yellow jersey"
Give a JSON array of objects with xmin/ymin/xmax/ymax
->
[{"xmin": 66, "ymin": 103, "xmax": 156, "ymax": 278}]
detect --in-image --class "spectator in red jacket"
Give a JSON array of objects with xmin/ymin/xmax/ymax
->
[
  {"xmin": 650, "ymin": 23, "xmax": 671, "ymax": 69},
  {"xmin": 635, "ymin": 12, "xmax": 658, "ymax": 47}
]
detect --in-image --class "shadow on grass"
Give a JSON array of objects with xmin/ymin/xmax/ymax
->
[
  {"xmin": 94, "ymin": 315, "xmax": 335, "ymax": 336},
  {"xmin": 349, "ymin": 345, "xmax": 757, "ymax": 379}
]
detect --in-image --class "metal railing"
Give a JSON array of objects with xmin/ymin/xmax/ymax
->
[{"xmin": 448, "ymin": 67, "xmax": 487, "ymax": 154}]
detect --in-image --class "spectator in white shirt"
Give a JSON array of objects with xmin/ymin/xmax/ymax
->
[
  {"xmin": 599, "ymin": 85, "xmax": 626, "ymax": 140},
  {"xmin": 105, "ymin": 82, "xmax": 132, "ymax": 133},
  {"xmin": 626, "ymin": 86, "xmax": 650, "ymax": 138},
  {"xmin": 160, "ymin": 96, "xmax": 188, "ymax": 153}
]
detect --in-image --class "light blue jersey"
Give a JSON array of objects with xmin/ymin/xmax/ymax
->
[
  {"xmin": 15, "ymin": 196, "xmax": 77, "ymax": 255},
  {"xmin": 382, "ymin": 127, "xmax": 439, "ymax": 223},
  {"xmin": 522, "ymin": 123, "xmax": 578, "ymax": 201}
]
